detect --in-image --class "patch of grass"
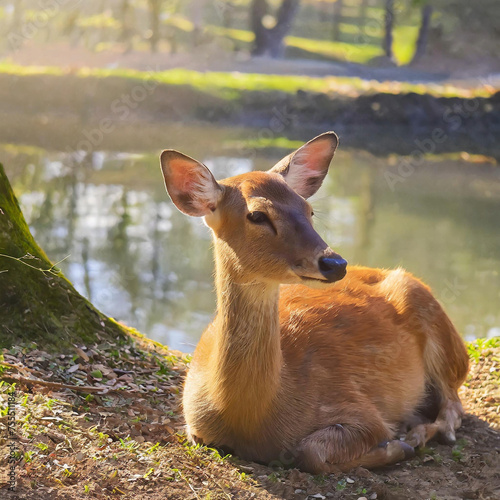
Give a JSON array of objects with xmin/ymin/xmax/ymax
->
[
  {"xmin": 451, "ymin": 438, "xmax": 468, "ymax": 462},
  {"xmin": 286, "ymin": 34, "xmax": 382, "ymax": 64},
  {"xmin": 393, "ymin": 25, "xmax": 420, "ymax": 65},
  {"xmin": 35, "ymin": 442, "xmax": 49, "ymax": 452},
  {"xmin": 336, "ymin": 478, "xmax": 347, "ymax": 490},
  {"xmin": 145, "ymin": 442, "xmax": 160, "ymax": 455},
  {"xmin": 0, "ymin": 62, "xmax": 494, "ymax": 99},
  {"xmin": 467, "ymin": 337, "xmax": 500, "ymax": 362},
  {"xmin": 312, "ymin": 473, "xmax": 328, "ymax": 485},
  {"xmin": 267, "ymin": 471, "xmax": 280, "ymax": 483},
  {"xmin": 225, "ymin": 136, "xmax": 304, "ymax": 152},
  {"xmin": 119, "ymin": 437, "xmax": 140, "ymax": 452}
]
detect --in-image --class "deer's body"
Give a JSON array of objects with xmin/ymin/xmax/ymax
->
[{"xmin": 160, "ymin": 133, "xmax": 469, "ymax": 472}]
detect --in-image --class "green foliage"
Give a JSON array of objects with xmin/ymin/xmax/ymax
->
[
  {"xmin": 467, "ymin": 337, "xmax": 500, "ymax": 362},
  {"xmin": 35, "ymin": 442, "xmax": 49, "ymax": 452},
  {"xmin": 119, "ymin": 437, "xmax": 140, "ymax": 452}
]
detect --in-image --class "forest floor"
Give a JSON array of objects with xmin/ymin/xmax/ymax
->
[{"xmin": 0, "ymin": 335, "xmax": 499, "ymax": 500}]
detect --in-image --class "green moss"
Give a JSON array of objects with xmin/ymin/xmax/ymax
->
[{"xmin": 0, "ymin": 163, "xmax": 134, "ymax": 351}]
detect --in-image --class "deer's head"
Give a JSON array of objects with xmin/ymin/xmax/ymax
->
[{"xmin": 160, "ymin": 132, "xmax": 347, "ymax": 286}]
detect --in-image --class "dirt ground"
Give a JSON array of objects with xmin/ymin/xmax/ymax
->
[{"xmin": 0, "ymin": 335, "xmax": 499, "ymax": 500}]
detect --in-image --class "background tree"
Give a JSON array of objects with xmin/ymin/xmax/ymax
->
[
  {"xmin": 331, "ymin": 0, "xmax": 343, "ymax": 42},
  {"xmin": 250, "ymin": 0, "xmax": 301, "ymax": 58},
  {"xmin": 119, "ymin": 0, "xmax": 134, "ymax": 52},
  {"xmin": 411, "ymin": 2, "xmax": 433, "ymax": 64},
  {"xmin": 148, "ymin": 0, "xmax": 163, "ymax": 53},
  {"xmin": 383, "ymin": 0, "xmax": 395, "ymax": 61}
]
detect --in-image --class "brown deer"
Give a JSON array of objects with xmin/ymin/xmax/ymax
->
[{"xmin": 159, "ymin": 132, "xmax": 469, "ymax": 473}]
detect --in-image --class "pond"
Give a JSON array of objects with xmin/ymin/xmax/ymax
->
[{"xmin": 2, "ymin": 124, "xmax": 500, "ymax": 352}]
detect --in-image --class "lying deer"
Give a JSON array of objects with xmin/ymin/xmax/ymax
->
[{"xmin": 159, "ymin": 132, "xmax": 469, "ymax": 473}]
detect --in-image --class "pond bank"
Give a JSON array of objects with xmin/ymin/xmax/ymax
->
[{"xmin": 1, "ymin": 69, "xmax": 499, "ymax": 158}]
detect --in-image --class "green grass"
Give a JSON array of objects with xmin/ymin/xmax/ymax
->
[
  {"xmin": 210, "ymin": 24, "xmax": 384, "ymax": 64},
  {"xmin": 466, "ymin": 337, "xmax": 500, "ymax": 362},
  {"xmin": 225, "ymin": 137, "xmax": 305, "ymax": 151},
  {"xmin": 393, "ymin": 25, "xmax": 421, "ymax": 65},
  {"xmin": 286, "ymin": 34, "xmax": 383, "ymax": 64},
  {"xmin": 0, "ymin": 62, "xmax": 494, "ymax": 99}
]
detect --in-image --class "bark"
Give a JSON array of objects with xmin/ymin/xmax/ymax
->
[
  {"xmin": 383, "ymin": 0, "xmax": 395, "ymax": 60},
  {"xmin": 250, "ymin": 0, "xmax": 301, "ymax": 58},
  {"xmin": 411, "ymin": 4, "xmax": 433, "ymax": 64},
  {"xmin": 0, "ymin": 164, "xmax": 131, "ymax": 351}
]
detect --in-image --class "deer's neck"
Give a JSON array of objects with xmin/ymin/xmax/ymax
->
[{"xmin": 207, "ymin": 242, "xmax": 283, "ymax": 434}]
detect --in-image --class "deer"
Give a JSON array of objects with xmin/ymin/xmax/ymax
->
[{"xmin": 159, "ymin": 132, "xmax": 469, "ymax": 473}]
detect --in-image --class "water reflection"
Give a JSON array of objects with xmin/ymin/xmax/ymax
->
[{"xmin": 2, "ymin": 138, "xmax": 500, "ymax": 351}]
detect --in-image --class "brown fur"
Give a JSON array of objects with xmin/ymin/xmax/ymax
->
[{"xmin": 161, "ymin": 132, "xmax": 470, "ymax": 473}]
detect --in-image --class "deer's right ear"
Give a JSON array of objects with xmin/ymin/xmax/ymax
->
[{"xmin": 160, "ymin": 150, "xmax": 223, "ymax": 217}]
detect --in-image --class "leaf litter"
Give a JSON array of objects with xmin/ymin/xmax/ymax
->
[{"xmin": 0, "ymin": 336, "xmax": 498, "ymax": 499}]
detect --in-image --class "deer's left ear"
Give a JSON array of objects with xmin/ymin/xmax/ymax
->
[{"xmin": 269, "ymin": 131, "xmax": 338, "ymax": 199}]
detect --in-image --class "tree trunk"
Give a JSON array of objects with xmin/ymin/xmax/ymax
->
[
  {"xmin": 359, "ymin": 0, "xmax": 369, "ymax": 35},
  {"xmin": 190, "ymin": 0, "xmax": 208, "ymax": 47},
  {"xmin": 148, "ymin": 0, "xmax": 162, "ymax": 53},
  {"xmin": 383, "ymin": 0, "xmax": 394, "ymax": 60},
  {"xmin": 332, "ymin": 0, "xmax": 343, "ymax": 41},
  {"xmin": 411, "ymin": 4, "xmax": 433, "ymax": 64},
  {"xmin": 0, "ymin": 164, "xmax": 131, "ymax": 351},
  {"xmin": 119, "ymin": 0, "xmax": 134, "ymax": 52},
  {"xmin": 250, "ymin": 0, "xmax": 301, "ymax": 58}
]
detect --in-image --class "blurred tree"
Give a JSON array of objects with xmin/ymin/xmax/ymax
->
[
  {"xmin": 383, "ymin": 0, "xmax": 394, "ymax": 61},
  {"xmin": 359, "ymin": 0, "xmax": 369, "ymax": 35},
  {"xmin": 189, "ymin": 0, "xmax": 210, "ymax": 47},
  {"xmin": 331, "ymin": 0, "xmax": 343, "ymax": 41},
  {"xmin": 119, "ymin": 0, "xmax": 134, "ymax": 52},
  {"xmin": 250, "ymin": 0, "xmax": 301, "ymax": 58},
  {"xmin": 148, "ymin": 0, "xmax": 163, "ymax": 53},
  {"xmin": 411, "ymin": 2, "xmax": 433, "ymax": 64},
  {"xmin": 9, "ymin": 0, "xmax": 24, "ymax": 33},
  {"xmin": 222, "ymin": 1, "xmax": 236, "ymax": 29},
  {"xmin": 432, "ymin": 0, "xmax": 500, "ymax": 59}
]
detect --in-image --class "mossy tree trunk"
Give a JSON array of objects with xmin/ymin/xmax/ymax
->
[{"xmin": 0, "ymin": 164, "xmax": 131, "ymax": 351}]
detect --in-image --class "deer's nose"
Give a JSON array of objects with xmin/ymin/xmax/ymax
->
[{"xmin": 318, "ymin": 256, "xmax": 347, "ymax": 282}]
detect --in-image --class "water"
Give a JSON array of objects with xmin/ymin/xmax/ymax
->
[{"xmin": 2, "ymin": 126, "xmax": 500, "ymax": 351}]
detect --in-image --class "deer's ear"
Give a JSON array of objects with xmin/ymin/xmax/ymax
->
[
  {"xmin": 269, "ymin": 131, "xmax": 338, "ymax": 198},
  {"xmin": 160, "ymin": 150, "xmax": 223, "ymax": 217}
]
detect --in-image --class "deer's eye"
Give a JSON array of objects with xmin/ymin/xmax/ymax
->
[{"xmin": 247, "ymin": 211, "xmax": 269, "ymax": 224}]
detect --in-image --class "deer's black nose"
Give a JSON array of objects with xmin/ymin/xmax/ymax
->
[{"xmin": 318, "ymin": 256, "xmax": 347, "ymax": 282}]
